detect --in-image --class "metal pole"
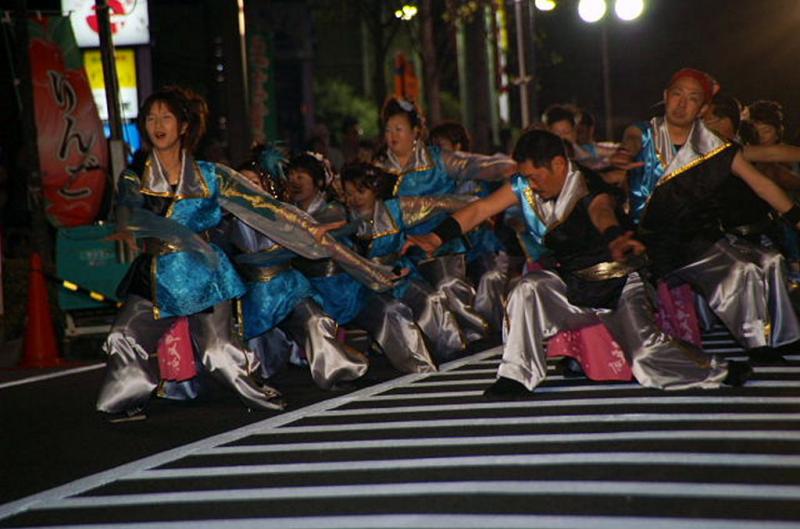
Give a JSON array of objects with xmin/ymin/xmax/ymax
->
[
  {"xmin": 95, "ymin": 0, "xmax": 127, "ymax": 265},
  {"xmin": 95, "ymin": 0, "xmax": 123, "ymax": 141},
  {"xmin": 513, "ymin": 0, "xmax": 529, "ymax": 128},
  {"xmin": 601, "ymin": 23, "xmax": 613, "ymax": 140}
]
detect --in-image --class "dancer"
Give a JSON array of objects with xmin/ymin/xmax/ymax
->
[{"xmin": 408, "ymin": 129, "xmax": 751, "ymax": 396}]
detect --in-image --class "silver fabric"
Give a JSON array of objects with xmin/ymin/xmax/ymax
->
[
  {"xmin": 652, "ymin": 117, "xmax": 727, "ymax": 179},
  {"xmin": 217, "ymin": 168, "xmax": 398, "ymax": 292},
  {"xmin": 280, "ymin": 299, "xmax": 369, "ymax": 389},
  {"xmin": 439, "ymin": 149, "xmax": 515, "ymax": 185},
  {"xmin": 500, "ymin": 271, "xmax": 728, "ymax": 391},
  {"xmin": 400, "ymin": 278, "xmax": 467, "ymax": 361},
  {"xmin": 472, "ymin": 253, "xmax": 524, "ymax": 333},
  {"xmin": 353, "ymin": 293, "xmax": 437, "ymax": 373},
  {"xmin": 417, "ymin": 254, "xmax": 488, "ymax": 342},
  {"xmin": 97, "ymin": 295, "xmax": 284, "ymax": 414},
  {"xmin": 670, "ymin": 238, "xmax": 800, "ymax": 349},
  {"xmin": 247, "ymin": 326, "xmax": 297, "ymax": 379}
]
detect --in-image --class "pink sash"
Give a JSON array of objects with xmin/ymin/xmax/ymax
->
[{"xmin": 156, "ymin": 317, "xmax": 197, "ymax": 381}]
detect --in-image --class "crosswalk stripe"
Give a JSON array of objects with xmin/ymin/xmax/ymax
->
[
  {"xmin": 200, "ymin": 430, "xmax": 800, "ymax": 455},
  {"xmin": 129, "ymin": 452, "xmax": 800, "ymax": 480}
]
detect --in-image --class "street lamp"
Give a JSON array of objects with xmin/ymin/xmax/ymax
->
[
  {"xmin": 577, "ymin": 0, "xmax": 607, "ymax": 23},
  {"xmin": 574, "ymin": 0, "xmax": 646, "ymax": 139},
  {"xmin": 534, "ymin": 0, "xmax": 556, "ymax": 11}
]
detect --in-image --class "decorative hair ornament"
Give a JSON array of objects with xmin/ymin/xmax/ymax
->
[
  {"xmin": 397, "ymin": 98, "xmax": 415, "ymax": 112},
  {"xmin": 255, "ymin": 144, "xmax": 290, "ymax": 201},
  {"xmin": 305, "ymin": 150, "xmax": 336, "ymax": 189}
]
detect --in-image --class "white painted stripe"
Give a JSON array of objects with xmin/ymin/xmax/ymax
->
[
  {"xmin": 47, "ymin": 481, "xmax": 800, "ymax": 509},
  {"xmin": 249, "ymin": 413, "xmax": 800, "ymax": 435},
  {"xmin": 754, "ymin": 366, "xmax": 800, "ymax": 373},
  {"xmin": 0, "ymin": 363, "xmax": 105, "ymax": 390},
  {"xmin": 405, "ymin": 378, "xmax": 800, "ymax": 389},
  {"xmin": 319, "ymin": 396, "xmax": 799, "ymax": 417},
  {"xmin": 202, "ymin": 430, "xmax": 800, "ymax": 455},
  {"xmin": 130, "ymin": 452, "xmax": 800, "ymax": 480},
  {"xmin": 0, "ymin": 349, "xmax": 496, "ymax": 522},
  {"xmin": 11, "ymin": 514, "xmax": 800, "ymax": 529}
]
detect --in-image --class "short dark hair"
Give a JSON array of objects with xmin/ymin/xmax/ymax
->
[
  {"xmin": 138, "ymin": 85, "xmax": 208, "ymax": 153},
  {"xmin": 287, "ymin": 152, "xmax": 328, "ymax": 190},
  {"xmin": 430, "ymin": 121, "xmax": 471, "ymax": 151},
  {"xmin": 381, "ymin": 97, "xmax": 424, "ymax": 130},
  {"xmin": 512, "ymin": 129, "xmax": 568, "ymax": 167},
  {"xmin": 747, "ymin": 100, "xmax": 785, "ymax": 140},
  {"xmin": 542, "ymin": 104, "xmax": 576, "ymax": 128},
  {"xmin": 340, "ymin": 162, "xmax": 396, "ymax": 200},
  {"xmin": 709, "ymin": 93, "xmax": 742, "ymax": 132}
]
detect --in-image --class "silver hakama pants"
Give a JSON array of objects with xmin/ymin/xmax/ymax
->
[
  {"xmin": 353, "ymin": 292, "xmax": 437, "ymax": 373},
  {"xmin": 96, "ymin": 295, "xmax": 284, "ymax": 414},
  {"xmin": 669, "ymin": 238, "xmax": 800, "ymax": 349},
  {"xmin": 400, "ymin": 278, "xmax": 468, "ymax": 362},
  {"xmin": 472, "ymin": 253, "xmax": 525, "ymax": 333},
  {"xmin": 418, "ymin": 254, "xmax": 489, "ymax": 342},
  {"xmin": 279, "ymin": 299, "xmax": 369, "ymax": 389},
  {"xmin": 500, "ymin": 271, "xmax": 728, "ymax": 391}
]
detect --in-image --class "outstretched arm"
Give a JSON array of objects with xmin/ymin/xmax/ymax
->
[
  {"xmin": 441, "ymin": 149, "xmax": 517, "ymax": 184},
  {"xmin": 732, "ymin": 151, "xmax": 800, "ymax": 229},
  {"xmin": 406, "ymin": 182, "xmax": 519, "ymax": 255},
  {"xmin": 398, "ymin": 195, "xmax": 477, "ymax": 228},
  {"xmin": 743, "ymin": 143, "xmax": 800, "ymax": 164}
]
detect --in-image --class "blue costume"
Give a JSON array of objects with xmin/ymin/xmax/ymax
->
[{"xmin": 97, "ymin": 154, "xmax": 283, "ymax": 415}]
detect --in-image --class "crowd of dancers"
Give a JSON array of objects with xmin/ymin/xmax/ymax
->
[{"xmin": 95, "ymin": 67, "xmax": 800, "ymax": 421}]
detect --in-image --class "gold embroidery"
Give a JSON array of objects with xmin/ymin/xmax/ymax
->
[
  {"xmin": 572, "ymin": 261, "xmax": 635, "ymax": 281},
  {"xmin": 656, "ymin": 143, "xmax": 733, "ymax": 187}
]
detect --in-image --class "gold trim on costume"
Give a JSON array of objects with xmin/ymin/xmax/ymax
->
[
  {"xmin": 572, "ymin": 261, "xmax": 635, "ymax": 281},
  {"xmin": 655, "ymin": 143, "xmax": 733, "ymax": 188},
  {"xmin": 241, "ymin": 263, "xmax": 291, "ymax": 283}
]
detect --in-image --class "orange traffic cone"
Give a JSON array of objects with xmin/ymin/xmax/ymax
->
[{"xmin": 19, "ymin": 252, "xmax": 64, "ymax": 368}]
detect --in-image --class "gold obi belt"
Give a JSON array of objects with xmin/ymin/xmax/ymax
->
[
  {"xmin": 240, "ymin": 262, "xmax": 291, "ymax": 283},
  {"xmin": 572, "ymin": 260, "xmax": 636, "ymax": 281}
]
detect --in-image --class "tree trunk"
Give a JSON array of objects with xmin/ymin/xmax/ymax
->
[{"xmin": 465, "ymin": 8, "xmax": 491, "ymax": 153}]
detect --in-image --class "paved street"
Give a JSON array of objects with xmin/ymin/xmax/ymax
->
[{"xmin": 2, "ymin": 328, "xmax": 800, "ymax": 528}]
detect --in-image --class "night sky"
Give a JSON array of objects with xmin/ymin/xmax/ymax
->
[
  {"xmin": 532, "ymin": 0, "xmax": 800, "ymax": 140},
  {"xmin": 4, "ymin": 0, "xmax": 800, "ymax": 143}
]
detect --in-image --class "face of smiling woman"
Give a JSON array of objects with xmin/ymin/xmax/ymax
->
[{"xmin": 145, "ymin": 101, "xmax": 187, "ymax": 155}]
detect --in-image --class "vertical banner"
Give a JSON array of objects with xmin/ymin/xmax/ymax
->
[
  {"xmin": 29, "ymin": 16, "xmax": 108, "ymax": 227},
  {"xmin": 246, "ymin": 15, "xmax": 278, "ymax": 145}
]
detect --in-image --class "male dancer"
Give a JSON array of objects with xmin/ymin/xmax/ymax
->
[{"xmin": 408, "ymin": 129, "xmax": 751, "ymax": 396}]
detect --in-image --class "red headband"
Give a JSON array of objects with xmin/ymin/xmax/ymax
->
[{"xmin": 668, "ymin": 68, "xmax": 719, "ymax": 103}]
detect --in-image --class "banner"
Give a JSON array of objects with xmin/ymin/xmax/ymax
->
[{"xmin": 29, "ymin": 16, "xmax": 108, "ymax": 227}]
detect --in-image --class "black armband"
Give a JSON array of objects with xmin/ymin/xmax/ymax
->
[
  {"xmin": 602, "ymin": 225, "xmax": 626, "ymax": 245},
  {"xmin": 782, "ymin": 205, "xmax": 800, "ymax": 226},
  {"xmin": 432, "ymin": 216, "xmax": 463, "ymax": 244}
]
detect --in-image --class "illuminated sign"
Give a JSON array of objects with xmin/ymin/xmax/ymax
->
[
  {"xmin": 83, "ymin": 48, "xmax": 138, "ymax": 119},
  {"xmin": 62, "ymin": 0, "xmax": 149, "ymax": 48}
]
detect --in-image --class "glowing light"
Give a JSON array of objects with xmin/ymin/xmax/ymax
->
[
  {"xmin": 578, "ymin": 0, "xmax": 607, "ymax": 23},
  {"xmin": 394, "ymin": 4, "xmax": 418, "ymax": 21},
  {"xmin": 62, "ymin": 281, "xmax": 78, "ymax": 291},
  {"xmin": 615, "ymin": 0, "xmax": 644, "ymax": 21},
  {"xmin": 534, "ymin": 0, "xmax": 557, "ymax": 11}
]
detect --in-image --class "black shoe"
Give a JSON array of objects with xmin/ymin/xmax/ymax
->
[
  {"xmin": 557, "ymin": 357, "xmax": 586, "ymax": 379},
  {"xmin": 105, "ymin": 407, "xmax": 147, "ymax": 423},
  {"xmin": 747, "ymin": 347, "xmax": 787, "ymax": 365},
  {"xmin": 483, "ymin": 377, "xmax": 534, "ymax": 399},
  {"xmin": 723, "ymin": 361, "xmax": 753, "ymax": 387}
]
